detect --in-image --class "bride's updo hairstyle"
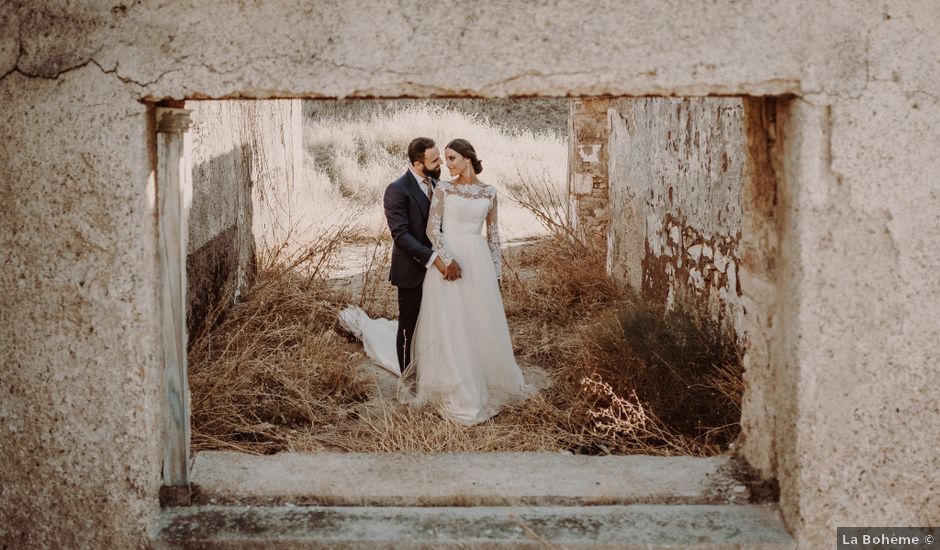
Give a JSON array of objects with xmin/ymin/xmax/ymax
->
[{"xmin": 446, "ymin": 138, "xmax": 483, "ymax": 175}]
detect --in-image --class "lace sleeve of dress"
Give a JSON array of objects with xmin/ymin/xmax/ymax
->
[
  {"xmin": 485, "ymin": 188, "xmax": 502, "ymax": 280},
  {"xmin": 427, "ymin": 182, "xmax": 453, "ymax": 265}
]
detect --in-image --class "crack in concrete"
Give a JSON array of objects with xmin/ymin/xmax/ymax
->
[
  {"xmin": 0, "ymin": 59, "xmax": 93, "ymax": 84},
  {"xmin": 0, "ymin": 11, "xmax": 118, "ymax": 86},
  {"xmin": 315, "ymin": 56, "xmax": 420, "ymax": 79},
  {"xmin": 0, "ymin": 6, "xmax": 162, "ymax": 90},
  {"xmin": 823, "ymin": 104, "xmax": 846, "ymax": 189},
  {"xmin": 482, "ymin": 69, "xmax": 593, "ymax": 90},
  {"xmin": 90, "ymin": 59, "xmax": 173, "ymax": 89},
  {"xmin": 910, "ymin": 89, "xmax": 940, "ymax": 103},
  {"xmin": 0, "ymin": 44, "xmax": 171, "ymax": 90},
  {"xmin": 0, "ymin": 14, "xmax": 25, "ymax": 85},
  {"xmin": 0, "ymin": 65, "xmax": 18, "ymax": 85},
  {"xmin": 1, "ymin": 57, "xmax": 117, "ymax": 87},
  {"xmin": 0, "ymin": 18, "xmax": 95, "ymax": 87}
]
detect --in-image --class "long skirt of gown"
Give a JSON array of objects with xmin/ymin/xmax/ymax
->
[{"xmin": 407, "ymin": 232, "xmax": 532, "ymax": 425}]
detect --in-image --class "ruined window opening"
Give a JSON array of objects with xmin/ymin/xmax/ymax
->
[{"xmin": 154, "ymin": 96, "xmax": 787, "ymax": 507}]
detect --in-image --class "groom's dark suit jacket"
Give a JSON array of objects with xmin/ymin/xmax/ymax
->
[{"xmin": 384, "ymin": 170, "xmax": 436, "ymax": 288}]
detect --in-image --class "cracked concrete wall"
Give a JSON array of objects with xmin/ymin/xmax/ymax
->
[
  {"xmin": 0, "ymin": 67, "xmax": 162, "ymax": 548},
  {"xmin": 607, "ymin": 97, "xmax": 748, "ymax": 346},
  {"xmin": 1, "ymin": 1, "xmax": 938, "ymax": 548}
]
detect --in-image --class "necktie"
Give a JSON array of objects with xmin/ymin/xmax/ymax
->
[{"xmin": 423, "ymin": 177, "xmax": 433, "ymax": 200}]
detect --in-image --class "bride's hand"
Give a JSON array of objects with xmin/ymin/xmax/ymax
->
[
  {"xmin": 444, "ymin": 260, "xmax": 462, "ymax": 281},
  {"xmin": 433, "ymin": 256, "xmax": 447, "ymax": 276}
]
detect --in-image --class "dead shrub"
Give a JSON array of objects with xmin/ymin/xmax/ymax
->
[
  {"xmin": 188, "ymin": 219, "xmax": 371, "ymax": 454},
  {"xmin": 590, "ymin": 301, "xmax": 743, "ymax": 449}
]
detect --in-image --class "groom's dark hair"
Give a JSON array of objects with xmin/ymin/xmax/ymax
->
[{"xmin": 407, "ymin": 137, "xmax": 436, "ymax": 165}]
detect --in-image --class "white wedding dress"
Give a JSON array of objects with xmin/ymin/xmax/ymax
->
[
  {"xmin": 407, "ymin": 181, "xmax": 533, "ymax": 425},
  {"xmin": 339, "ymin": 180, "xmax": 533, "ymax": 425}
]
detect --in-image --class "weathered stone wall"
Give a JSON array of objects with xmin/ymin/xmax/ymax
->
[
  {"xmin": 2, "ymin": 2, "xmax": 938, "ymax": 549},
  {"xmin": 568, "ymin": 99, "xmax": 610, "ymax": 240},
  {"xmin": 607, "ymin": 97, "xmax": 748, "ymax": 345}
]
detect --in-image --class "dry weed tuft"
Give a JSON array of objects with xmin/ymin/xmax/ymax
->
[
  {"xmin": 188, "ymin": 219, "xmax": 371, "ymax": 454},
  {"xmin": 579, "ymin": 374, "xmax": 721, "ymax": 456},
  {"xmin": 590, "ymin": 302, "xmax": 743, "ymax": 449},
  {"xmin": 308, "ymin": 392, "xmax": 593, "ymax": 454}
]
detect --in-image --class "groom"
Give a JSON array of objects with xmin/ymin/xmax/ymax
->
[{"xmin": 384, "ymin": 137, "xmax": 462, "ymax": 376}]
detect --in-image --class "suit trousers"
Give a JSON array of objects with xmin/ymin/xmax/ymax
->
[{"xmin": 396, "ymin": 284, "xmax": 423, "ymax": 375}]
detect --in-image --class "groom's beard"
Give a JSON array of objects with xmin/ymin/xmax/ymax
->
[{"xmin": 423, "ymin": 166, "xmax": 442, "ymax": 180}]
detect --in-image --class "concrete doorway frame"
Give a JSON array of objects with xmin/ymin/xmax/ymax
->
[{"xmin": 153, "ymin": 95, "xmax": 793, "ymax": 512}]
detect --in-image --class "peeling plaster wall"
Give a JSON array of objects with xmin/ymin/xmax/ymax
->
[
  {"xmin": 2, "ymin": 2, "xmax": 938, "ymax": 548},
  {"xmin": 607, "ymin": 97, "xmax": 747, "ymax": 345}
]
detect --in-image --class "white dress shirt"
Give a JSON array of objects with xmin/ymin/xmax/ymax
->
[{"xmin": 409, "ymin": 168, "xmax": 439, "ymax": 269}]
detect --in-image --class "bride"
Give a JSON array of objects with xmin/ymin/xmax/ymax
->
[
  {"xmin": 406, "ymin": 138, "xmax": 533, "ymax": 425},
  {"xmin": 342, "ymin": 138, "xmax": 533, "ymax": 426}
]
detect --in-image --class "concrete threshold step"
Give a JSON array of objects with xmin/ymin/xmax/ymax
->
[
  {"xmin": 151, "ymin": 503, "xmax": 795, "ymax": 549},
  {"xmin": 191, "ymin": 451, "xmax": 752, "ymax": 506}
]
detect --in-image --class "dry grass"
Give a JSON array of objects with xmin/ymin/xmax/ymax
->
[
  {"xmin": 495, "ymin": 235, "xmax": 737, "ymax": 456},
  {"xmin": 503, "ymin": 167, "xmax": 580, "ymax": 244},
  {"xmin": 189, "ymin": 220, "xmax": 742, "ymax": 456},
  {"xmin": 308, "ymin": 394, "xmax": 585, "ymax": 454},
  {"xmin": 298, "ymin": 100, "xmax": 568, "ymax": 240},
  {"xmin": 188, "ymin": 218, "xmax": 370, "ymax": 454}
]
